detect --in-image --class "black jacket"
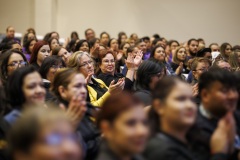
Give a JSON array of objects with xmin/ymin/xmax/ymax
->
[
  {"xmin": 134, "ymin": 89, "xmax": 152, "ymax": 106},
  {"xmin": 30, "ymin": 62, "xmax": 40, "ymax": 71},
  {"xmin": 95, "ymin": 141, "xmax": 144, "ymax": 160},
  {"xmin": 189, "ymin": 108, "xmax": 240, "ymax": 160},
  {"xmin": 171, "ymin": 62, "xmax": 190, "ymax": 74},
  {"xmin": 143, "ymin": 132, "xmax": 228, "ymax": 160},
  {"xmin": 56, "ymin": 98, "xmax": 101, "ymax": 160},
  {"xmin": 97, "ymin": 72, "xmax": 133, "ymax": 91}
]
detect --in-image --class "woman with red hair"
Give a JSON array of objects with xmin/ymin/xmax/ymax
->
[{"xmin": 29, "ymin": 41, "xmax": 50, "ymax": 70}]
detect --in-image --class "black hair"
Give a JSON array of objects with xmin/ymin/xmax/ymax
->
[
  {"xmin": 135, "ymin": 60, "xmax": 164, "ymax": 91},
  {"xmin": 142, "ymin": 36, "xmax": 150, "ymax": 41},
  {"xmin": 149, "ymin": 76, "xmax": 185, "ymax": 135},
  {"xmin": 85, "ymin": 28, "xmax": 94, "ymax": 36},
  {"xmin": 88, "ymin": 38, "xmax": 99, "ymax": 49},
  {"xmin": 0, "ymin": 85, "xmax": 11, "ymax": 116},
  {"xmin": 118, "ymin": 32, "xmax": 127, "ymax": 45},
  {"xmin": 150, "ymin": 45, "xmax": 165, "ymax": 59},
  {"xmin": 0, "ymin": 49, "xmax": 28, "ymax": 85},
  {"xmin": 187, "ymin": 38, "xmax": 198, "ymax": 46},
  {"xmin": 50, "ymin": 31, "xmax": 59, "ymax": 38},
  {"xmin": 168, "ymin": 40, "xmax": 180, "ymax": 47},
  {"xmin": 153, "ymin": 34, "xmax": 160, "ymax": 39},
  {"xmin": 74, "ymin": 39, "xmax": 90, "ymax": 52},
  {"xmin": 152, "ymin": 38, "xmax": 163, "ymax": 46},
  {"xmin": 199, "ymin": 67, "xmax": 237, "ymax": 96},
  {"xmin": 0, "ymin": 41, "xmax": 19, "ymax": 52},
  {"xmin": 23, "ymin": 39, "xmax": 37, "ymax": 55},
  {"xmin": 51, "ymin": 46, "xmax": 62, "ymax": 56},
  {"xmin": 107, "ymin": 38, "xmax": 118, "ymax": 48},
  {"xmin": 43, "ymin": 32, "xmax": 51, "ymax": 42},
  {"xmin": 22, "ymin": 32, "xmax": 37, "ymax": 48},
  {"xmin": 233, "ymin": 45, "xmax": 240, "ymax": 51},
  {"xmin": 234, "ymin": 71, "xmax": 240, "ymax": 111},
  {"xmin": 48, "ymin": 37, "xmax": 59, "ymax": 50},
  {"xmin": 6, "ymin": 66, "xmax": 37, "ymax": 108},
  {"xmin": 100, "ymin": 32, "xmax": 110, "ymax": 39},
  {"xmin": 71, "ymin": 31, "xmax": 79, "ymax": 40},
  {"xmin": 66, "ymin": 39, "xmax": 77, "ymax": 52},
  {"xmin": 119, "ymin": 42, "xmax": 130, "ymax": 50},
  {"xmin": 39, "ymin": 55, "xmax": 66, "ymax": 79}
]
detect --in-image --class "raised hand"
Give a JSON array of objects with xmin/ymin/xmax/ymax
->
[
  {"xmin": 210, "ymin": 112, "xmax": 236, "ymax": 154},
  {"xmin": 108, "ymin": 78, "xmax": 125, "ymax": 94},
  {"xmin": 85, "ymin": 73, "xmax": 93, "ymax": 84},
  {"xmin": 116, "ymin": 51, "xmax": 124, "ymax": 61},
  {"xmin": 175, "ymin": 62, "xmax": 183, "ymax": 75},
  {"xmin": 126, "ymin": 52, "xmax": 134, "ymax": 70},
  {"xmin": 134, "ymin": 50, "xmax": 143, "ymax": 68},
  {"xmin": 90, "ymin": 44, "xmax": 100, "ymax": 58},
  {"xmin": 192, "ymin": 83, "xmax": 199, "ymax": 97},
  {"xmin": 59, "ymin": 96, "xmax": 87, "ymax": 128}
]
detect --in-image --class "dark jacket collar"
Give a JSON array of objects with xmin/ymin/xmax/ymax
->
[
  {"xmin": 96, "ymin": 141, "xmax": 144, "ymax": 160},
  {"xmin": 156, "ymin": 132, "xmax": 195, "ymax": 160}
]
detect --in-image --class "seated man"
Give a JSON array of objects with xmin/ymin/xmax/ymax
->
[{"xmin": 191, "ymin": 67, "xmax": 239, "ymax": 160}]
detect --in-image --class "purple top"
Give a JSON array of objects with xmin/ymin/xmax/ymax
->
[
  {"xmin": 22, "ymin": 47, "xmax": 31, "ymax": 62},
  {"xmin": 143, "ymin": 51, "xmax": 151, "ymax": 60}
]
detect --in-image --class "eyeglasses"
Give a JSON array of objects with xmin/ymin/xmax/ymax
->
[
  {"xmin": 41, "ymin": 133, "xmax": 78, "ymax": 146},
  {"xmin": 102, "ymin": 60, "xmax": 115, "ymax": 64},
  {"xmin": 79, "ymin": 60, "xmax": 93, "ymax": 68},
  {"xmin": 51, "ymin": 65, "xmax": 64, "ymax": 69},
  {"xmin": 7, "ymin": 61, "xmax": 27, "ymax": 68}
]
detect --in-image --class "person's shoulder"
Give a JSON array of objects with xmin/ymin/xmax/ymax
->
[
  {"xmin": 93, "ymin": 78, "xmax": 107, "ymax": 86},
  {"xmin": 146, "ymin": 133, "xmax": 177, "ymax": 149},
  {"xmin": 144, "ymin": 134, "xmax": 180, "ymax": 160},
  {"xmin": 134, "ymin": 90, "xmax": 152, "ymax": 105}
]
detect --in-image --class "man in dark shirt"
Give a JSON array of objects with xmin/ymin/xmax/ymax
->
[
  {"xmin": 192, "ymin": 67, "xmax": 239, "ymax": 159},
  {"xmin": 1, "ymin": 26, "xmax": 19, "ymax": 44}
]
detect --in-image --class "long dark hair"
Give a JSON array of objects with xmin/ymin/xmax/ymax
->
[
  {"xmin": 149, "ymin": 76, "xmax": 185, "ymax": 135},
  {"xmin": 39, "ymin": 55, "xmax": 66, "ymax": 79},
  {"xmin": 23, "ymin": 39, "xmax": 37, "ymax": 55},
  {"xmin": 0, "ymin": 49, "xmax": 28, "ymax": 85},
  {"xmin": 74, "ymin": 39, "xmax": 90, "ymax": 52},
  {"xmin": 6, "ymin": 66, "xmax": 37, "ymax": 108},
  {"xmin": 135, "ymin": 60, "xmax": 164, "ymax": 91}
]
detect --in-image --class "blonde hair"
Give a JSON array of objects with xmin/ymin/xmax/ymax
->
[
  {"xmin": 172, "ymin": 46, "xmax": 187, "ymax": 64},
  {"xmin": 190, "ymin": 57, "xmax": 211, "ymax": 71},
  {"xmin": 67, "ymin": 51, "xmax": 91, "ymax": 70},
  {"xmin": 228, "ymin": 51, "xmax": 239, "ymax": 70}
]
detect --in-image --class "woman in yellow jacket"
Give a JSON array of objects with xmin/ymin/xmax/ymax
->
[{"xmin": 68, "ymin": 51, "xmax": 124, "ymax": 107}]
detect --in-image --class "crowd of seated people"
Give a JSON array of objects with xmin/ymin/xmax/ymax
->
[{"xmin": 0, "ymin": 25, "xmax": 239, "ymax": 160}]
